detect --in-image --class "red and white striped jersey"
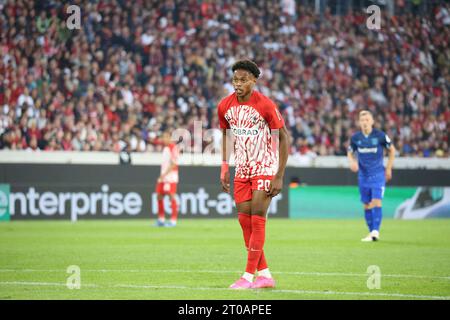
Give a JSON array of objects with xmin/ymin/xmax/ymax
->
[
  {"xmin": 218, "ymin": 91, "xmax": 284, "ymax": 179},
  {"xmin": 160, "ymin": 143, "xmax": 179, "ymax": 183}
]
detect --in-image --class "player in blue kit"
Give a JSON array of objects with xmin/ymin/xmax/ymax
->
[{"xmin": 347, "ymin": 110, "xmax": 396, "ymax": 242}]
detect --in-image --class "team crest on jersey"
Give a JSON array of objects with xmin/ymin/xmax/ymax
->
[{"xmin": 371, "ymin": 138, "xmax": 378, "ymax": 145}]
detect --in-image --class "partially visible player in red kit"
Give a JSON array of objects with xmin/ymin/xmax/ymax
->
[
  {"xmin": 218, "ymin": 60, "xmax": 289, "ymax": 289},
  {"xmin": 155, "ymin": 131, "xmax": 179, "ymax": 227}
]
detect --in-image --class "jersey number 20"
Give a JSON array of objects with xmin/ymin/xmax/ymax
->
[{"xmin": 257, "ymin": 179, "xmax": 271, "ymax": 192}]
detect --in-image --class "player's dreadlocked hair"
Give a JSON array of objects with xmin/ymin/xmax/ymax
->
[{"xmin": 231, "ymin": 60, "xmax": 261, "ymax": 79}]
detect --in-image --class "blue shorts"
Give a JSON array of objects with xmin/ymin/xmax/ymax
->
[{"xmin": 359, "ymin": 186, "xmax": 385, "ymax": 204}]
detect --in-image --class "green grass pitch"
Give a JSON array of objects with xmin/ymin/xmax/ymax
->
[{"xmin": 0, "ymin": 219, "xmax": 449, "ymax": 300}]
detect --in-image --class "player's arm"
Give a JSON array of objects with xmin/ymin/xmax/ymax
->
[
  {"xmin": 382, "ymin": 133, "xmax": 395, "ymax": 181},
  {"xmin": 159, "ymin": 147, "xmax": 179, "ymax": 181},
  {"xmin": 218, "ymin": 101, "xmax": 231, "ymax": 194},
  {"xmin": 267, "ymin": 125, "xmax": 289, "ymax": 198},
  {"xmin": 159, "ymin": 161, "xmax": 177, "ymax": 181},
  {"xmin": 220, "ymin": 128, "xmax": 230, "ymax": 193},
  {"xmin": 347, "ymin": 140, "xmax": 358, "ymax": 172},
  {"xmin": 347, "ymin": 151, "xmax": 358, "ymax": 172},
  {"xmin": 385, "ymin": 144, "xmax": 395, "ymax": 181}
]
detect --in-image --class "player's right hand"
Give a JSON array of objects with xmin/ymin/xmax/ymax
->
[
  {"xmin": 385, "ymin": 167, "xmax": 392, "ymax": 181},
  {"xmin": 350, "ymin": 162, "xmax": 358, "ymax": 172}
]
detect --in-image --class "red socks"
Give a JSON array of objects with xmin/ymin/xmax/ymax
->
[
  {"xmin": 171, "ymin": 198, "xmax": 178, "ymax": 221},
  {"xmin": 258, "ymin": 248, "xmax": 268, "ymax": 271},
  {"xmin": 238, "ymin": 213, "xmax": 268, "ymax": 274},
  {"xmin": 238, "ymin": 213, "xmax": 252, "ymax": 248},
  {"xmin": 157, "ymin": 199, "xmax": 164, "ymax": 220},
  {"xmin": 157, "ymin": 198, "xmax": 178, "ymax": 221}
]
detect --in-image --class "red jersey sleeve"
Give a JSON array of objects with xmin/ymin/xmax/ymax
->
[
  {"xmin": 263, "ymin": 98, "xmax": 284, "ymax": 129},
  {"xmin": 217, "ymin": 100, "xmax": 230, "ymax": 129}
]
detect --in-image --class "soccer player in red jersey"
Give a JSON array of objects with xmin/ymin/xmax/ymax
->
[
  {"xmin": 218, "ymin": 60, "xmax": 289, "ymax": 289},
  {"xmin": 155, "ymin": 131, "xmax": 180, "ymax": 227}
]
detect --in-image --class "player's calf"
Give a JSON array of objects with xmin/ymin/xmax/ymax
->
[{"xmin": 370, "ymin": 199, "xmax": 383, "ymax": 238}]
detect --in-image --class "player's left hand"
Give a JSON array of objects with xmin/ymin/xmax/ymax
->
[
  {"xmin": 385, "ymin": 168, "xmax": 392, "ymax": 181},
  {"xmin": 267, "ymin": 175, "xmax": 283, "ymax": 198}
]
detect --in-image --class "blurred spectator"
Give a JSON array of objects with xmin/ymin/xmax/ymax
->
[{"xmin": 0, "ymin": 0, "xmax": 448, "ymax": 158}]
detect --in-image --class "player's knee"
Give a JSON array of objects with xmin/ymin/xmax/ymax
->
[
  {"xmin": 237, "ymin": 202, "xmax": 252, "ymax": 215},
  {"xmin": 251, "ymin": 207, "xmax": 266, "ymax": 217},
  {"xmin": 364, "ymin": 203, "xmax": 370, "ymax": 210},
  {"xmin": 371, "ymin": 199, "xmax": 382, "ymax": 207}
]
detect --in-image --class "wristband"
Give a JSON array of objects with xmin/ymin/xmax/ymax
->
[{"xmin": 220, "ymin": 162, "xmax": 229, "ymax": 180}]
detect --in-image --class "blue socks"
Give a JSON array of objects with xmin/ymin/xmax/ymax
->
[
  {"xmin": 364, "ymin": 208, "xmax": 373, "ymax": 231},
  {"xmin": 372, "ymin": 207, "xmax": 383, "ymax": 231}
]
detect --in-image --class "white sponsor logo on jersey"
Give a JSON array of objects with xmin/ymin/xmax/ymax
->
[
  {"xmin": 358, "ymin": 147, "xmax": 378, "ymax": 153},
  {"xmin": 231, "ymin": 128, "xmax": 260, "ymax": 137}
]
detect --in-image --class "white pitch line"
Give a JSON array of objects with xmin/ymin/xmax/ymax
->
[
  {"xmin": 0, "ymin": 281, "xmax": 98, "ymax": 288},
  {"xmin": 1, "ymin": 281, "xmax": 448, "ymax": 300},
  {"xmin": 0, "ymin": 281, "xmax": 64, "ymax": 286},
  {"xmin": 273, "ymin": 271, "xmax": 450, "ymax": 280},
  {"xmin": 0, "ymin": 268, "xmax": 449, "ymax": 281},
  {"xmin": 115, "ymin": 284, "xmax": 450, "ymax": 300}
]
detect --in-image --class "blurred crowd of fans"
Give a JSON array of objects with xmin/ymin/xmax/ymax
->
[{"xmin": 0, "ymin": 0, "xmax": 449, "ymax": 158}]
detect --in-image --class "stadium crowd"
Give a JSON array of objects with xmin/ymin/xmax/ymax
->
[{"xmin": 0, "ymin": 0, "xmax": 449, "ymax": 158}]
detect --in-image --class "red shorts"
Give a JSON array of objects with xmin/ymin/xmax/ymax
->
[
  {"xmin": 156, "ymin": 182, "xmax": 177, "ymax": 195},
  {"xmin": 234, "ymin": 175, "xmax": 274, "ymax": 204}
]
